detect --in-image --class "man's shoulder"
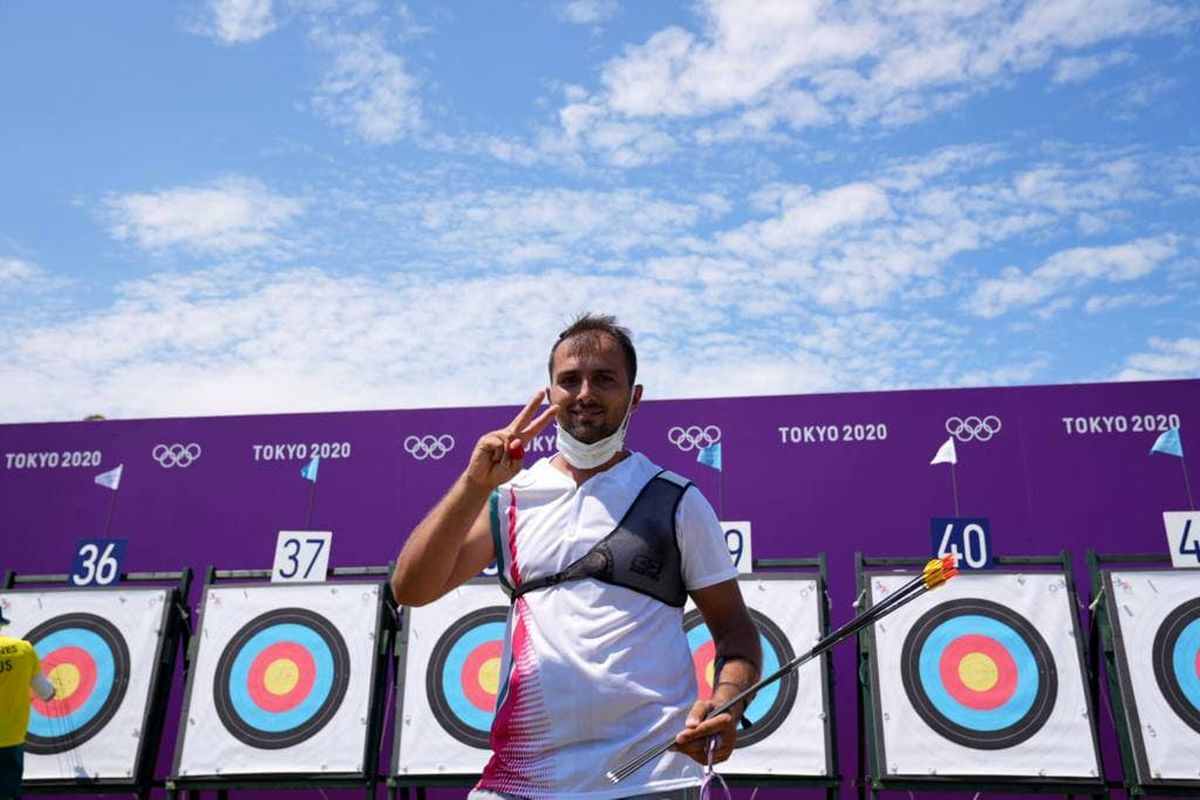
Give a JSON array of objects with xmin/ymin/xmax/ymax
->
[{"xmin": 0, "ymin": 636, "xmax": 32, "ymax": 656}]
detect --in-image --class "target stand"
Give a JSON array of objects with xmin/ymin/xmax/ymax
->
[
  {"xmin": 856, "ymin": 552, "xmax": 1104, "ymax": 798},
  {"xmin": 1088, "ymin": 551, "xmax": 1200, "ymax": 797},
  {"xmin": 389, "ymin": 578, "xmax": 509, "ymax": 796},
  {"xmin": 694, "ymin": 557, "xmax": 840, "ymax": 798},
  {"xmin": 167, "ymin": 565, "xmax": 395, "ymax": 800},
  {"xmin": 0, "ymin": 567, "xmax": 193, "ymax": 800}
]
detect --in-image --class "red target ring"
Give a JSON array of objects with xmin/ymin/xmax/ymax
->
[
  {"xmin": 939, "ymin": 633, "xmax": 1018, "ymax": 711},
  {"xmin": 35, "ymin": 646, "xmax": 98, "ymax": 718},
  {"xmin": 246, "ymin": 641, "xmax": 317, "ymax": 713},
  {"xmin": 461, "ymin": 640, "xmax": 504, "ymax": 713}
]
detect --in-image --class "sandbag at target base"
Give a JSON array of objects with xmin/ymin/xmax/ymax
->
[
  {"xmin": 0, "ymin": 569, "xmax": 193, "ymax": 798},
  {"xmin": 167, "ymin": 566, "xmax": 394, "ymax": 797},
  {"xmin": 856, "ymin": 553, "xmax": 1105, "ymax": 797},
  {"xmin": 1090, "ymin": 551, "xmax": 1200, "ymax": 797}
]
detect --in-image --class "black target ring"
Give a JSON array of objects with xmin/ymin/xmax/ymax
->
[
  {"xmin": 426, "ymin": 606, "xmax": 509, "ymax": 749},
  {"xmin": 25, "ymin": 613, "xmax": 130, "ymax": 754},
  {"xmin": 1152, "ymin": 596, "xmax": 1200, "ymax": 734},
  {"xmin": 213, "ymin": 607, "xmax": 350, "ymax": 749},
  {"xmin": 684, "ymin": 607, "xmax": 798, "ymax": 748},
  {"xmin": 900, "ymin": 598, "xmax": 1057, "ymax": 750}
]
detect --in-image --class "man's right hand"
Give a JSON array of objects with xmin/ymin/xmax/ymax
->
[{"xmin": 464, "ymin": 390, "xmax": 559, "ymax": 489}]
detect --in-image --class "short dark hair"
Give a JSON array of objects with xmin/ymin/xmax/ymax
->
[{"xmin": 548, "ymin": 313, "xmax": 637, "ymax": 386}]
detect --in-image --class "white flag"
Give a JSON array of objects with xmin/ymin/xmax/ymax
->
[
  {"xmin": 930, "ymin": 437, "xmax": 957, "ymax": 465},
  {"xmin": 94, "ymin": 464, "xmax": 123, "ymax": 490}
]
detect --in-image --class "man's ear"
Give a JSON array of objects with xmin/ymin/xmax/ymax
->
[{"xmin": 631, "ymin": 384, "xmax": 643, "ymax": 411}]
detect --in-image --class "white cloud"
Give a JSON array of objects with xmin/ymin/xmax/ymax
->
[
  {"xmin": 560, "ymin": 0, "xmax": 618, "ymax": 25},
  {"xmin": 1051, "ymin": 49, "xmax": 1136, "ymax": 84},
  {"xmin": 204, "ymin": 0, "xmax": 277, "ymax": 45},
  {"xmin": 0, "ymin": 257, "xmax": 42, "ymax": 286},
  {"xmin": 400, "ymin": 187, "xmax": 715, "ymax": 264},
  {"xmin": 1084, "ymin": 292, "xmax": 1172, "ymax": 313},
  {"xmin": 545, "ymin": 0, "xmax": 1187, "ymax": 161},
  {"xmin": 311, "ymin": 29, "xmax": 422, "ymax": 143},
  {"xmin": 1115, "ymin": 337, "xmax": 1200, "ymax": 381},
  {"xmin": 102, "ymin": 177, "xmax": 304, "ymax": 254},
  {"xmin": 964, "ymin": 235, "xmax": 1180, "ymax": 318}
]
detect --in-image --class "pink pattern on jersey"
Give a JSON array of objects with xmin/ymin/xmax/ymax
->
[
  {"xmin": 506, "ymin": 486, "xmax": 521, "ymax": 589},
  {"xmin": 479, "ymin": 602, "xmax": 554, "ymax": 794},
  {"xmin": 479, "ymin": 491, "xmax": 554, "ymax": 797}
]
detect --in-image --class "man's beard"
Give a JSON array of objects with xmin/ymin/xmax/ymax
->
[{"xmin": 560, "ymin": 401, "xmax": 623, "ymax": 443}]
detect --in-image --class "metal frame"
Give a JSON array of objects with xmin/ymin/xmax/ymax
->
[
  {"xmin": 855, "ymin": 551, "xmax": 1107, "ymax": 799},
  {"xmin": 3, "ymin": 568, "xmax": 193, "ymax": 800},
  {"xmin": 1087, "ymin": 550, "xmax": 1200, "ymax": 798},
  {"xmin": 165, "ymin": 564, "xmax": 395, "ymax": 800}
]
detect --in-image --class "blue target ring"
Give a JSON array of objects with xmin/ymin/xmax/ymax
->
[
  {"xmin": 1153, "ymin": 597, "xmax": 1200, "ymax": 733},
  {"xmin": 426, "ymin": 607, "xmax": 510, "ymax": 749},
  {"xmin": 916, "ymin": 615, "xmax": 1039, "ymax": 731},
  {"xmin": 684, "ymin": 608, "xmax": 797, "ymax": 748},
  {"xmin": 24, "ymin": 614, "xmax": 130, "ymax": 755},
  {"xmin": 214, "ymin": 608, "xmax": 350, "ymax": 749},
  {"xmin": 227, "ymin": 623, "xmax": 336, "ymax": 733},
  {"xmin": 440, "ymin": 621, "xmax": 506, "ymax": 734},
  {"xmin": 901, "ymin": 598, "xmax": 1057, "ymax": 749}
]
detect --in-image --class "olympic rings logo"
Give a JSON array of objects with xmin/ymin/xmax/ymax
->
[
  {"xmin": 404, "ymin": 434, "xmax": 456, "ymax": 461},
  {"xmin": 945, "ymin": 416, "xmax": 1002, "ymax": 443},
  {"xmin": 152, "ymin": 443, "xmax": 202, "ymax": 468},
  {"xmin": 667, "ymin": 425, "xmax": 722, "ymax": 452}
]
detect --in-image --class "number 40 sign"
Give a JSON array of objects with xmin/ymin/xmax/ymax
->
[
  {"xmin": 272, "ymin": 530, "xmax": 333, "ymax": 583},
  {"xmin": 931, "ymin": 518, "xmax": 993, "ymax": 571}
]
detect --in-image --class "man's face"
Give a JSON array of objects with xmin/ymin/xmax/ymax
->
[{"xmin": 549, "ymin": 333, "xmax": 638, "ymax": 444}]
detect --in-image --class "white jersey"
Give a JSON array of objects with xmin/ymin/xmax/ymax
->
[{"xmin": 478, "ymin": 452, "xmax": 738, "ymax": 799}]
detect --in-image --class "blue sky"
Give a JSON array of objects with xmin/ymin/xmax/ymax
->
[{"xmin": 1, "ymin": 0, "xmax": 1197, "ymax": 422}]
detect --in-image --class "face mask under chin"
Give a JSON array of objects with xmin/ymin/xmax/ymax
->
[{"xmin": 554, "ymin": 393, "xmax": 635, "ymax": 469}]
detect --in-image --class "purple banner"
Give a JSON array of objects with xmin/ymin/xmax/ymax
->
[{"xmin": 2, "ymin": 377, "xmax": 1196, "ymax": 797}]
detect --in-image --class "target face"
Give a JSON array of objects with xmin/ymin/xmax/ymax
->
[
  {"xmin": 868, "ymin": 572, "xmax": 1101, "ymax": 780},
  {"xmin": 213, "ymin": 607, "xmax": 351, "ymax": 749},
  {"xmin": 1105, "ymin": 570, "xmax": 1200, "ymax": 786},
  {"xmin": 25, "ymin": 613, "xmax": 131, "ymax": 754},
  {"xmin": 684, "ymin": 607, "xmax": 797, "ymax": 747},
  {"xmin": 900, "ymin": 598, "xmax": 1057, "ymax": 749},
  {"xmin": 425, "ymin": 607, "xmax": 508, "ymax": 749},
  {"xmin": 1152, "ymin": 597, "xmax": 1200, "ymax": 734}
]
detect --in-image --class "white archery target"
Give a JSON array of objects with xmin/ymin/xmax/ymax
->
[
  {"xmin": 173, "ymin": 582, "xmax": 382, "ymax": 777},
  {"xmin": 393, "ymin": 581, "xmax": 510, "ymax": 776},
  {"xmin": 684, "ymin": 575, "xmax": 831, "ymax": 777},
  {"xmin": 1106, "ymin": 570, "xmax": 1200, "ymax": 783},
  {"xmin": 867, "ymin": 572, "xmax": 1100, "ymax": 779},
  {"xmin": 0, "ymin": 588, "xmax": 171, "ymax": 782}
]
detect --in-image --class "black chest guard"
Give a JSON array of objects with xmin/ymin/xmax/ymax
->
[{"xmin": 503, "ymin": 469, "xmax": 691, "ymax": 607}]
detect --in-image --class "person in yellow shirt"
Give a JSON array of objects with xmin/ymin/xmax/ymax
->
[{"xmin": 0, "ymin": 607, "xmax": 55, "ymax": 800}]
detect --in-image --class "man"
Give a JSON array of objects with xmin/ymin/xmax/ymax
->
[
  {"xmin": 0, "ymin": 607, "xmax": 56, "ymax": 800},
  {"xmin": 392, "ymin": 314, "xmax": 761, "ymax": 800}
]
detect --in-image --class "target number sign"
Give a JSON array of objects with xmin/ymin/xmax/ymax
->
[
  {"xmin": 719, "ymin": 520, "xmax": 753, "ymax": 573},
  {"xmin": 272, "ymin": 531, "xmax": 332, "ymax": 583},
  {"xmin": 69, "ymin": 539, "xmax": 127, "ymax": 586},
  {"xmin": 1163, "ymin": 512, "xmax": 1200, "ymax": 568},
  {"xmin": 932, "ymin": 518, "xmax": 992, "ymax": 571}
]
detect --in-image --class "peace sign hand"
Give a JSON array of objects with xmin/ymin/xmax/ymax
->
[{"xmin": 464, "ymin": 390, "xmax": 559, "ymax": 489}]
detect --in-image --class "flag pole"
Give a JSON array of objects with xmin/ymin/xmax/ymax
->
[
  {"xmin": 304, "ymin": 482, "xmax": 317, "ymax": 529},
  {"xmin": 102, "ymin": 488, "xmax": 119, "ymax": 539},
  {"xmin": 1182, "ymin": 457, "xmax": 1195, "ymax": 511},
  {"xmin": 950, "ymin": 462, "xmax": 960, "ymax": 517}
]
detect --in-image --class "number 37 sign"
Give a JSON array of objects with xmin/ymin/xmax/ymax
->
[{"xmin": 931, "ymin": 518, "xmax": 993, "ymax": 571}]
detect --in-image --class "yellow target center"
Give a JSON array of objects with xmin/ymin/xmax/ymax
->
[
  {"xmin": 705, "ymin": 661, "xmax": 715, "ymax": 689},
  {"xmin": 264, "ymin": 658, "xmax": 300, "ymax": 695},
  {"xmin": 479, "ymin": 657, "xmax": 501, "ymax": 695},
  {"xmin": 49, "ymin": 663, "xmax": 81, "ymax": 699},
  {"xmin": 958, "ymin": 652, "xmax": 999, "ymax": 692}
]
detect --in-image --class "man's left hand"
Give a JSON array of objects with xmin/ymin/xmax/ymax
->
[{"xmin": 672, "ymin": 697, "xmax": 738, "ymax": 765}]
